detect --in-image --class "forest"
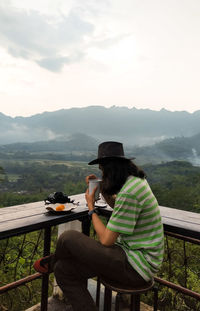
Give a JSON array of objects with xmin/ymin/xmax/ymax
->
[{"xmin": 0, "ymin": 157, "xmax": 200, "ymax": 213}]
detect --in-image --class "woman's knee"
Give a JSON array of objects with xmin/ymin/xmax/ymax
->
[
  {"xmin": 56, "ymin": 230, "xmax": 84, "ymax": 255},
  {"xmin": 59, "ymin": 229, "xmax": 83, "ymax": 243}
]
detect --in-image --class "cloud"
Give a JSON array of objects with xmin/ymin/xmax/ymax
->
[
  {"xmin": 36, "ymin": 50, "xmax": 85, "ymax": 72},
  {"xmin": 0, "ymin": 122, "xmax": 62, "ymax": 144},
  {"xmin": 36, "ymin": 56, "xmax": 70, "ymax": 72},
  {"xmin": 0, "ymin": 1, "xmax": 131, "ymax": 72},
  {"xmin": 0, "ymin": 3, "xmax": 94, "ymax": 71}
]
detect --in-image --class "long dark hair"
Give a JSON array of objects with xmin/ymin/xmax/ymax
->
[{"xmin": 100, "ymin": 158, "xmax": 146, "ymax": 196}]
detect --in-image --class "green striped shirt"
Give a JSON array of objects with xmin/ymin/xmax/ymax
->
[{"xmin": 107, "ymin": 176, "xmax": 164, "ymax": 281}]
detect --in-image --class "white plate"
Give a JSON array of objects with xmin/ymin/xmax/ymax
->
[{"xmin": 46, "ymin": 203, "xmax": 76, "ymax": 214}]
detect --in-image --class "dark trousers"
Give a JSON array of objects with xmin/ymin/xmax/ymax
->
[{"xmin": 54, "ymin": 230, "xmax": 146, "ymax": 311}]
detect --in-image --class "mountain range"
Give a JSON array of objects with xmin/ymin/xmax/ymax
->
[
  {"xmin": 1, "ymin": 106, "xmax": 200, "ymax": 145},
  {"xmin": 0, "ymin": 106, "xmax": 200, "ymax": 165}
]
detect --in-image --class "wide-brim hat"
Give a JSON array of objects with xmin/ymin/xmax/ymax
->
[{"xmin": 88, "ymin": 141, "xmax": 135, "ymax": 165}]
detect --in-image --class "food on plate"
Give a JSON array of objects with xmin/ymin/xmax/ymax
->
[{"xmin": 56, "ymin": 204, "xmax": 65, "ymax": 211}]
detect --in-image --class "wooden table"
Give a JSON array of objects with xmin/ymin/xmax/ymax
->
[
  {"xmin": 0, "ymin": 194, "xmax": 90, "ymax": 311},
  {"xmin": 0, "ymin": 194, "xmax": 89, "ymax": 240},
  {"xmin": 1, "ymin": 193, "xmax": 199, "ymax": 242}
]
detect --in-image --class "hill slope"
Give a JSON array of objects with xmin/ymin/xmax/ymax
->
[{"xmin": 0, "ymin": 132, "xmax": 200, "ymax": 165}]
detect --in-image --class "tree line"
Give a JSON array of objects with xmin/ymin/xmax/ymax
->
[{"xmin": 0, "ymin": 159, "xmax": 200, "ymax": 213}]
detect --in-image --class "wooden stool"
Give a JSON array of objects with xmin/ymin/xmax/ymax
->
[{"xmin": 96, "ymin": 277, "xmax": 155, "ymax": 311}]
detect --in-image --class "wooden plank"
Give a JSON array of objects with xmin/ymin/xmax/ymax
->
[
  {"xmin": 0, "ymin": 202, "xmax": 85, "ymax": 223},
  {"xmin": 0, "ymin": 193, "xmax": 200, "ymax": 240},
  {"xmin": 0, "ymin": 207, "xmax": 88, "ymax": 239},
  {"xmin": 0, "ymin": 194, "xmax": 85, "ymax": 218},
  {"xmin": 0, "ymin": 194, "xmax": 83, "ymax": 215},
  {"xmin": 160, "ymin": 206, "xmax": 200, "ymax": 222},
  {"xmin": 0, "ymin": 194, "xmax": 88, "ymax": 239},
  {"xmin": 160, "ymin": 206, "xmax": 200, "ymax": 234},
  {"xmin": 0, "ymin": 207, "xmax": 45, "ymax": 223},
  {"xmin": 0, "ymin": 201, "xmax": 44, "ymax": 215}
]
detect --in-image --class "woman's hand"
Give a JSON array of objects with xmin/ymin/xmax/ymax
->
[
  {"xmin": 85, "ymin": 186, "xmax": 119, "ymax": 247},
  {"xmin": 85, "ymin": 187, "xmax": 97, "ymax": 211},
  {"xmin": 85, "ymin": 174, "xmax": 97, "ymax": 185}
]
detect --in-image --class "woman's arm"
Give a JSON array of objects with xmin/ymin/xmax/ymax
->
[
  {"xmin": 90, "ymin": 213, "xmax": 119, "ymax": 246},
  {"xmin": 85, "ymin": 188, "xmax": 119, "ymax": 246}
]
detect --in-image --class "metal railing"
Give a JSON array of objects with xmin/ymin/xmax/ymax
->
[
  {"xmin": 153, "ymin": 231, "xmax": 200, "ymax": 311},
  {"xmin": 0, "ymin": 228, "xmax": 58, "ymax": 310}
]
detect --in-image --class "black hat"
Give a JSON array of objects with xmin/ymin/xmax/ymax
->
[{"xmin": 88, "ymin": 141, "xmax": 135, "ymax": 165}]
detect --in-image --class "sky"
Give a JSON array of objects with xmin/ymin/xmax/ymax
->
[{"xmin": 0, "ymin": 0, "xmax": 200, "ymax": 117}]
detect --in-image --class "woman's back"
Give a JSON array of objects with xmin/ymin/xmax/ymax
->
[{"xmin": 107, "ymin": 175, "xmax": 164, "ymax": 282}]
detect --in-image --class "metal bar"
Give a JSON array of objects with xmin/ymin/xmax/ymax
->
[
  {"xmin": 96, "ymin": 277, "xmax": 101, "ymax": 308},
  {"xmin": 41, "ymin": 227, "xmax": 51, "ymax": 311},
  {"xmin": 0, "ymin": 273, "xmax": 41, "ymax": 294},
  {"xmin": 115, "ymin": 293, "xmax": 120, "ymax": 311},
  {"xmin": 165, "ymin": 231, "xmax": 200, "ymax": 245},
  {"xmin": 103, "ymin": 286, "xmax": 112, "ymax": 311},
  {"xmin": 163, "ymin": 224, "xmax": 200, "ymax": 240},
  {"xmin": 154, "ymin": 276, "xmax": 200, "ymax": 300},
  {"xmin": 153, "ymin": 286, "xmax": 158, "ymax": 311},
  {"xmin": 81, "ymin": 216, "xmax": 91, "ymax": 236}
]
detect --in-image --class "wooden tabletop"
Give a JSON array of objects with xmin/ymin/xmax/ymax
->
[
  {"xmin": 0, "ymin": 194, "xmax": 88, "ymax": 240},
  {"xmin": 0, "ymin": 193, "xmax": 200, "ymax": 240}
]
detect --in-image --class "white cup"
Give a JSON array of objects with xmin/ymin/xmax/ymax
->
[{"xmin": 89, "ymin": 179, "xmax": 101, "ymax": 201}]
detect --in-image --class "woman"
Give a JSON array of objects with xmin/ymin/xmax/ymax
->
[{"xmin": 34, "ymin": 141, "xmax": 164, "ymax": 311}]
